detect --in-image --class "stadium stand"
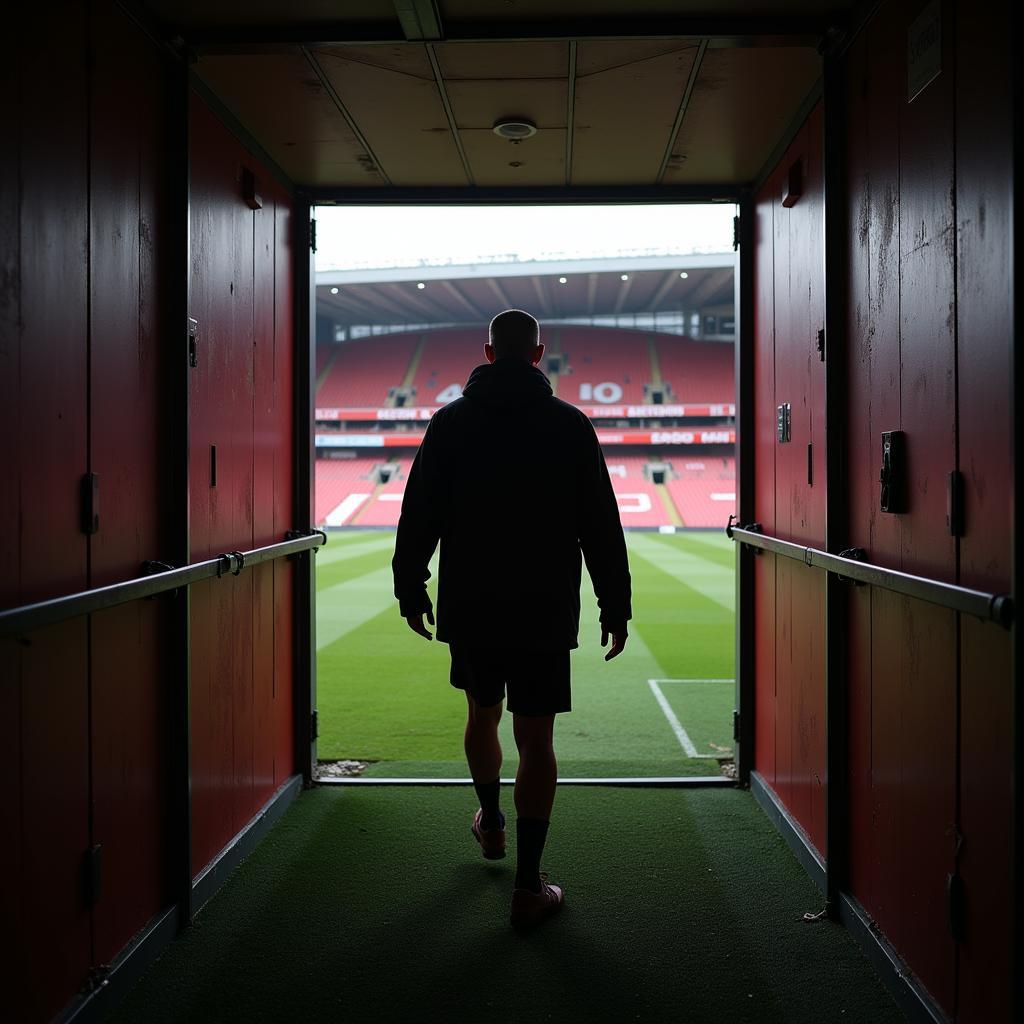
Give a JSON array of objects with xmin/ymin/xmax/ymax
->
[
  {"xmin": 665, "ymin": 455, "xmax": 736, "ymax": 526},
  {"xmin": 314, "ymin": 458, "xmax": 379, "ymax": 524},
  {"xmin": 605, "ymin": 455, "xmax": 671, "ymax": 528},
  {"xmin": 355, "ymin": 458, "xmax": 409, "ymax": 527},
  {"xmin": 316, "ymin": 334, "xmax": 420, "ymax": 408},
  {"xmin": 558, "ymin": 326, "xmax": 650, "ymax": 405},
  {"xmin": 655, "ymin": 336, "xmax": 733, "ymax": 404},
  {"xmin": 313, "ymin": 327, "xmax": 735, "ymax": 530},
  {"xmin": 316, "ymin": 344, "xmax": 335, "ymax": 380},
  {"xmin": 407, "ymin": 329, "xmax": 482, "ymax": 406}
]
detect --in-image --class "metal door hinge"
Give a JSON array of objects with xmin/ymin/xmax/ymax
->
[
  {"xmin": 777, "ymin": 403, "xmax": 791, "ymax": 443},
  {"xmin": 83, "ymin": 844, "xmax": 102, "ymax": 908},
  {"xmin": 309, "ymin": 218, "xmax": 317, "ymax": 252},
  {"xmin": 816, "ymin": 327, "xmax": 825, "ymax": 361},
  {"xmin": 188, "ymin": 317, "xmax": 199, "ymax": 368},
  {"xmin": 81, "ymin": 473, "xmax": 100, "ymax": 535},
  {"xmin": 947, "ymin": 470, "xmax": 965, "ymax": 537},
  {"xmin": 880, "ymin": 430, "xmax": 905, "ymax": 513},
  {"xmin": 732, "ymin": 214, "xmax": 740, "ymax": 251},
  {"xmin": 732, "ymin": 709, "xmax": 740, "ymax": 743},
  {"xmin": 311, "ymin": 710, "xmax": 319, "ymax": 741}
]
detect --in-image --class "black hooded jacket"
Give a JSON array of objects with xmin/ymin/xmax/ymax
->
[{"xmin": 392, "ymin": 356, "xmax": 631, "ymax": 651}]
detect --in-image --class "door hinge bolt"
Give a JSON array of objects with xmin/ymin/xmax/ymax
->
[
  {"xmin": 732, "ymin": 709, "xmax": 740, "ymax": 743},
  {"xmin": 311, "ymin": 710, "xmax": 319, "ymax": 741}
]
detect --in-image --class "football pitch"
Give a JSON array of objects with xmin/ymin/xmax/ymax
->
[{"xmin": 315, "ymin": 530, "xmax": 735, "ymax": 778}]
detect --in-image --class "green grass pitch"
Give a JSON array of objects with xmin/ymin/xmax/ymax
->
[{"xmin": 315, "ymin": 530, "xmax": 736, "ymax": 778}]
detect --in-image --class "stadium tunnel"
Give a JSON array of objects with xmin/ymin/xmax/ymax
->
[{"xmin": 1, "ymin": 1, "xmax": 1019, "ymax": 1021}]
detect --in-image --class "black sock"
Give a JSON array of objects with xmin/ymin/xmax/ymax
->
[
  {"xmin": 515, "ymin": 818, "xmax": 550, "ymax": 893},
  {"xmin": 474, "ymin": 779, "xmax": 503, "ymax": 831}
]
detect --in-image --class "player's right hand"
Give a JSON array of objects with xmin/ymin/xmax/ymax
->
[{"xmin": 405, "ymin": 607, "xmax": 435, "ymax": 641}]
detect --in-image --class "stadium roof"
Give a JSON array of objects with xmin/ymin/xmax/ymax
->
[{"xmin": 315, "ymin": 251, "xmax": 734, "ymax": 327}]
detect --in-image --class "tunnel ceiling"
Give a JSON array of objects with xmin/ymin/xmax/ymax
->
[{"xmin": 143, "ymin": 1, "xmax": 846, "ymax": 190}]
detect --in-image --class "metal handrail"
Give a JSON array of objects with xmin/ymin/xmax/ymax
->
[
  {"xmin": 0, "ymin": 531, "xmax": 327, "ymax": 639},
  {"xmin": 727, "ymin": 521, "xmax": 1014, "ymax": 630}
]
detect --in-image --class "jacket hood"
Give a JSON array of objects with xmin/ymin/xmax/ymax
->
[{"xmin": 462, "ymin": 357, "xmax": 553, "ymax": 409}]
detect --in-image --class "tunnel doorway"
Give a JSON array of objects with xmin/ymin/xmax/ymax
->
[{"xmin": 311, "ymin": 203, "xmax": 738, "ymax": 783}]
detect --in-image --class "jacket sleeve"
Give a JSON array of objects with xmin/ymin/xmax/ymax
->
[
  {"xmin": 577, "ymin": 418, "xmax": 632, "ymax": 628},
  {"xmin": 392, "ymin": 415, "xmax": 444, "ymax": 617}
]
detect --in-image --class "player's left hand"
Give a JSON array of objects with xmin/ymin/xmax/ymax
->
[
  {"xmin": 601, "ymin": 624, "xmax": 628, "ymax": 661},
  {"xmin": 406, "ymin": 607, "xmax": 435, "ymax": 640}
]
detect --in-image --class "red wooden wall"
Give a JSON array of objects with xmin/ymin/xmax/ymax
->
[
  {"xmin": 753, "ymin": 1, "xmax": 1014, "ymax": 1019},
  {"xmin": 752, "ymin": 104, "xmax": 828, "ymax": 860},
  {"xmin": 1, "ymin": 6, "xmax": 299, "ymax": 1020},
  {"xmin": 188, "ymin": 92, "xmax": 296, "ymax": 878},
  {"xmin": 1, "ymin": 4, "xmax": 176, "ymax": 1020}
]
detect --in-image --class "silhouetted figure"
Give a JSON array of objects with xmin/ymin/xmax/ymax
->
[{"xmin": 393, "ymin": 308, "xmax": 631, "ymax": 927}]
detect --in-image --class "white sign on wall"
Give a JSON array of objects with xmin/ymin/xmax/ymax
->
[{"xmin": 579, "ymin": 381, "xmax": 624, "ymax": 404}]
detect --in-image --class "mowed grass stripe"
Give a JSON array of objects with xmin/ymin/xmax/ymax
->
[
  {"xmin": 627, "ymin": 538, "xmax": 735, "ymax": 680},
  {"xmin": 316, "ymin": 546, "xmax": 396, "ymax": 594},
  {"xmin": 627, "ymin": 532, "xmax": 734, "ymax": 612},
  {"xmin": 648, "ymin": 530, "xmax": 736, "ymax": 571},
  {"xmin": 317, "ymin": 532, "xmax": 394, "ymax": 568}
]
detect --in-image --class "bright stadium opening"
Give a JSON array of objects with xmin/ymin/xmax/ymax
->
[{"xmin": 313, "ymin": 204, "xmax": 737, "ymax": 782}]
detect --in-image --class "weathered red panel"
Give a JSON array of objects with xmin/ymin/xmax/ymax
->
[
  {"xmin": 841, "ymin": 26, "xmax": 874, "ymax": 911},
  {"xmin": 897, "ymin": 4, "xmax": 956, "ymax": 585},
  {"xmin": 752, "ymin": 176, "xmax": 777, "ymax": 785},
  {"xmin": 751, "ymin": 107, "xmax": 826, "ymax": 860},
  {"xmin": 20, "ymin": 623, "xmax": 92, "ymax": 1023},
  {"xmin": 188, "ymin": 90, "xmax": 296, "ymax": 873},
  {"xmin": 88, "ymin": 0, "xmax": 174, "ymax": 963},
  {"xmin": 9, "ymin": 6, "xmax": 93, "ymax": 1017},
  {"xmin": 272, "ymin": 196, "xmax": 296, "ymax": 782},
  {"xmin": 253, "ymin": 187, "xmax": 277, "ymax": 802},
  {"xmin": 959, "ymin": 621, "xmax": 1012, "ymax": 1020},
  {"xmin": 953, "ymin": 0, "xmax": 1012, "ymax": 1017}
]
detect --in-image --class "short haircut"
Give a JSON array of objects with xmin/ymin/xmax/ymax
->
[{"xmin": 488, "ymin": 308, "xmax": 540, "ymax": 359}]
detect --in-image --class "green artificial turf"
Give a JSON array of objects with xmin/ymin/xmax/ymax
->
[
  {"xmin": 105, "ymin": 786, "xmax": 906, "ymax": 1024},
  {"xmin": 315, "ymin": 530, "xmax": 737, "ymax": 777}
]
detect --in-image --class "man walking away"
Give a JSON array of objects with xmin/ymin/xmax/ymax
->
[{"xmin": 393, "ymin": 309, "xmax": 631, "ymax": 928}]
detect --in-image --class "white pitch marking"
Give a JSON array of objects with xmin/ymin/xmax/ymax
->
[
  {"xmin": 651, "ymin": 678, "xmax": 735, "ymax": 685},
  {"xmin": 648, "ymin": 679, "xmax": 700, "ymax": 757}
]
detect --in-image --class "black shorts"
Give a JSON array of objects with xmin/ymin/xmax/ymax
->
[{"xmin": 449, "ymin": 646, "xmax": 571, "ymax": 716}]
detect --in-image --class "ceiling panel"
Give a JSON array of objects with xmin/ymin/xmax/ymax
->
[
  {"xmin": 460, "ymin": 128, "xmax": 566, "ymax": 186},
  {"xmin": 663, "ymin": 46, "xmax": 820, "ymax": 184},
  {"xmin": 196, "ymin": 54, "xmax": 386, "ymax": 186},
  {"xmin": 571, "ymin": 44, "xmax": 700, "ymax": 185},
  {"xmin": 435, "ymin": 40, "xmax": 569, "ymax": 78},
  {"xmin": 311, "ymin": 47, "xmax": 469, "ymax": 186},
  {"xmin": 446, "ymin": 78, "xmax": 568, "ymax": 129}
]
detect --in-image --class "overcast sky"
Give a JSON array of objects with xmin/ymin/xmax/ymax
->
[{"xmin": 314, "ymin": 203, "xmax": 736, "ymax": 271}]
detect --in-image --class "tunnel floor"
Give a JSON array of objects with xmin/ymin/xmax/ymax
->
[{"xmin": 106, "ymin": 786, "xmax": 905, "ymax": 1023}]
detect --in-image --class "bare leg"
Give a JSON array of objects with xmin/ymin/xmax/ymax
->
[
  {"xmin": 512, "ymin": 714, "xmax": 557, "ymax": 822},
  {"xmin": 464, "ymin": 692, "xmax": 503, "ymax": 783}
]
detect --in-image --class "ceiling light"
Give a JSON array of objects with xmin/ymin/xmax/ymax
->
[
  {"xmin": 679, "ymin": 272, "xmax": 688, "ymax": 279},
  {"xmin": 492, "ymin": 118, "xmax": 538, "ymax": 142},
  {"xmin": 416, "ymin": 282, "xmax": 426, "ymax": 290},
  {"xmin": 330, "ymin": 286, "xmax": 339, "ymax": 294},
  {"xmin": 558, "ymin": 276, "xmax": 567, "ymax": 284},
  {"xmin": 620, "ymin": 274, "xmax": 629, "ymax": 281}
]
